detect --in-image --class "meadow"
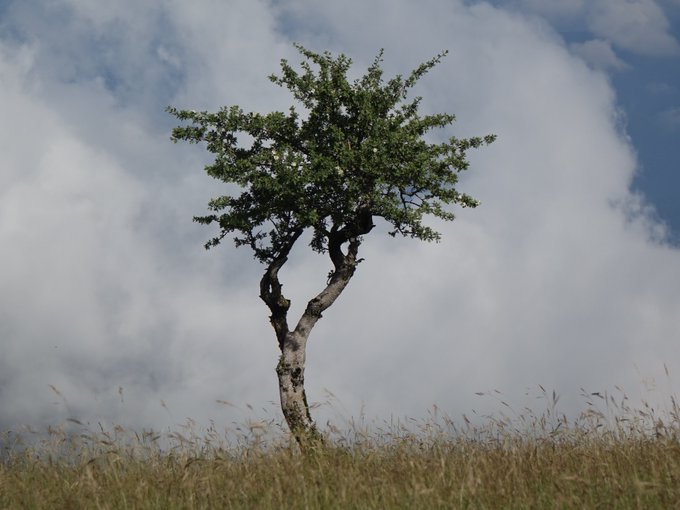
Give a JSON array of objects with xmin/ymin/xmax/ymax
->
[{"xmin": 1, "ymin": 389, "xmax": 679, "ymax": 509}]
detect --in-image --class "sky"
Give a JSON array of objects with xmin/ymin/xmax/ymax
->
[{"xmin": 1, "ymin": 0, "xmax": 679, "ymax": 437}]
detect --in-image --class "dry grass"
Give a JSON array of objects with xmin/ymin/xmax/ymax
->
[{"xmin": 2, "ymin": 390, "xmax": 680, "ymax": 509}]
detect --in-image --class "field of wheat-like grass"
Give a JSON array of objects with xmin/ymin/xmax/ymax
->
[{"xmin": 2, "ymin": 389, "xmax": 679, "ymax": 509}]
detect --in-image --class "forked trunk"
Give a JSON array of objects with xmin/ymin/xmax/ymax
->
[{"xmin": 260, "ymin": 226, "xmax": 371, "ymax": 448}]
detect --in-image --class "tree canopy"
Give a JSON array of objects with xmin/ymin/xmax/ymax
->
[{"xmin": 167, "ymin": 44, "xmax": 495, "ymax": 264}]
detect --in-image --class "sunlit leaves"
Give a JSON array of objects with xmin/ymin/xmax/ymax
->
[{"xmin": 168, "ymin": 45, "xmax": 495, "ymax": 262}]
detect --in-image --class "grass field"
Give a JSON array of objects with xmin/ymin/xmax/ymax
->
[{"xmin": 2, "ymin": 390, "xmax": 679, "ymax": 509}]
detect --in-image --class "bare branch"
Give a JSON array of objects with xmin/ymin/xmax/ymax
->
[
  {"xmin": 293, "ymin": 236, "xmax": 362, "ymax": 338},
  {"xmin": 259, "ymin": 228, "xmax": 303, "ymax": 350}
]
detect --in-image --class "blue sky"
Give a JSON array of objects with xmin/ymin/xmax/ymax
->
[
  {"xmin": 1, "ymin": 0, "xmax": 679, "ymax": 435},
  {"xmin": 615, "ymin": 51, "xmax": 680, "ymax": 239},
  {"xmin": 483, "ymin": 0, "xmax": 680, "ymax": 242}
]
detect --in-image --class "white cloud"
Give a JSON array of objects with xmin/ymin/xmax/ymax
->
[
  {"xmin": 570, "ymin": 39, "xmax": 631, "ymax": 71},
  {"xmin": 0, "ymin": 35, "xmax": 274, "ymax": 431},
  {"xmin": 498, "ymin": 0, "xmax": 680, "ymax": 60},
  {"xmin": 586, "ymin": 0, "xmax": 680, "ymax": 56},
  {"xmin": 1, "ymin": 0, "xmax": 679, "ymax": 436},
  {"xmin": 514, "ymin": 0, "xmax": 586, "ymax": 20}
]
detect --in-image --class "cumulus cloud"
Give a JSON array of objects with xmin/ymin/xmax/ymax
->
[
  {"xmin": 499, "ymin": 0, "xmax": 680, "ymax": 60},
  {"xmin": 0, "ymin": 4, "xmax": 284, "ymax": 431},
  {"xmin": 570, "ymin": 39, "xmax": 631, "ymax": 71},
  {"xmin": 513, "ymin": 0, "xmax": 586, "ymax": 20},
  {"xmin": 1, "ymin": 0, "xmax": 679, "ymax": 436},
  {"xmin": 586, "ymin": 0, "xmax": 680, "ymax": 56}
]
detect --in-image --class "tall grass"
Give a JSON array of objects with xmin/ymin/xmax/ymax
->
[{"xmin": 2, "ymin": 389, "xmax": 679, "ymax": 509}]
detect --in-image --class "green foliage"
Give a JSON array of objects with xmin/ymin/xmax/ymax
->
[{"xmin": 168, "ymin": 44, "xmax": 495, "ymax": 263}]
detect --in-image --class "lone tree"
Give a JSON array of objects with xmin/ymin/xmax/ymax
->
[{"xmin": 168, "ymin": 45, "xmax": 495, "ymax": 445}]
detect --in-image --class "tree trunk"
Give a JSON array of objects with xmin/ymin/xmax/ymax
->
[
  {"xmin": 276, "ymin": 331, "xmax": 322, "ymax": 445},
  {"xmin": 260, "ymin": 222, "xmax": 372, "ymax": 448}
]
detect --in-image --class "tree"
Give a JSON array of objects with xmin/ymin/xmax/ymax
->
[{"xmin": 168, "ymin": 44, "xmax": 495, "ymax": 446}]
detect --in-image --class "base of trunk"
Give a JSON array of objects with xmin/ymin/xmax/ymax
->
[{"xmin": 276, "ymin": 355, "xmax": 323, "ymax": 447}]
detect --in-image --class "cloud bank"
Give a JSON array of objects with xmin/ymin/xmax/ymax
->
[
  {"xmin": 1, "ymin": 0, "xmax": 679, "ymax": 435},
  {"xmin": 587, "ymin": 0, "xmax": 680, "ymax": 57},
  {"xmin": 504, "ymin": 0, "xmax": 680, "ymax": 70}
]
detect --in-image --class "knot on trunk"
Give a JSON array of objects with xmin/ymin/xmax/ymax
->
[{"xmin": 307, "ymin": 298, "xmax": 324, "ymax": 319}]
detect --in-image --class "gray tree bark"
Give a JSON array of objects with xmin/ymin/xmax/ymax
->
[{"xmin": 259, "ymin": 218, "xmax": 372, "ymax": 447}]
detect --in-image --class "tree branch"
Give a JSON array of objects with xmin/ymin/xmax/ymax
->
[
  {"xmin": 259, "ymin": 229, "xmax": 303, "ymax": 350},
  {"xmin": 293, "ymin": 237, "xmax": 361, "ymax": 338},
  {"xmin": 293, "ymin": 207, "xmax": 373, "ymax": 338}
]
